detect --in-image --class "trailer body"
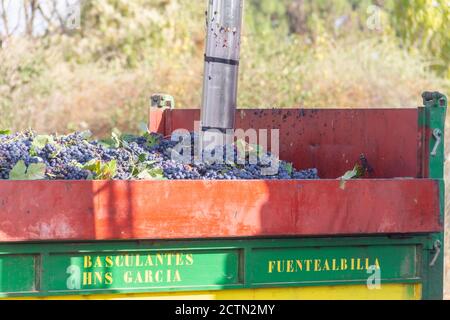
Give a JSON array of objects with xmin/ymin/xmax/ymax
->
[{"xmin": 0, "ymin": 94, "xmax": 446, "ymax": 299}]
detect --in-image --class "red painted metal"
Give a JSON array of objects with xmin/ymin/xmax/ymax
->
[
  {"xmin": 149, "ymin": 108, "xmax": 420, "ymax": 179},
  {"xmin": 0, "ymin": 179, "xmax": 441, "ymax": 242},
  {"xmin": 418, "ymin": 126, "xmax": 431, "ymax": 178}
]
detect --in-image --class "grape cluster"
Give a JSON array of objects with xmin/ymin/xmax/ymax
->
[
  {"xmin": 0, "ymin": 130, "xmax": 319, "ymax": 181},
  {"xmin": 0, "ymin": 131, "xmax": 34, "ymax": 179}
]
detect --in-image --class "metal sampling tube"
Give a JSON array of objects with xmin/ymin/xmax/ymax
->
[{"xmin": 200, "ymin": 0, "xmax": 244, "ymax": 151}]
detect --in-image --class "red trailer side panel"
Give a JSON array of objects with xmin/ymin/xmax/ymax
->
[
  {"xmin": 0, "ymin": 179, "xmax": 441, "ymax": 242},
  {"xmin": 150, "ymin": 109, "xmax": 419, "ymax": 179}
]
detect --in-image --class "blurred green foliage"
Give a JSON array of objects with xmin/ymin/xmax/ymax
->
[
  {"xmin": 0, "ymin": 0, "xmax": 449, "ymax": 135},
  {"xmin": 46, "ymin": 0, "xmax": 450, "ymax": 73},
  {"xmin": 390, "ymin": 0, "xmax": 450, "ymax": 77}
]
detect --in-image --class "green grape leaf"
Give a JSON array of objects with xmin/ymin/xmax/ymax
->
[
  {"xmin": 98, "ymin": 138, "xmax": 115, "ymax": 148},
  {"xmin": 86, "ymin": 172, "xmax": 95, "ymax": 180},
  {"xmin": 30, "ymin": 135, "xmax": 54, "ymax": 156},
  {"xmin": 283, "ymin": 162, "xmax": 293, "ymax": 175},
  {"xmin": 8, "ymin": 161, "xmax": 27, "ymax": 180},
  {"xmin": 121, "ymin": 133, "xmax": 137, "ymax": 143},
  {"xmin": 9, "ymin": 160, "xmax": 46, "ymax": 180},
  {"xmin": 136, "ymin": 170, "xmax": 152, "ymax": 180},
  {"xmin": 144, "ymin": 132, "xmax": 160, "ymax": 148},
  {"xmin": 0, "ymin": 129, "xmax": 11, "ymax": 135},
  {"xmin": 339, "ymin": 165, "xmax": 360, "ymax": 189},
  {"xmin": 82, "ymin": 159, "xmax": 117, "ymax": 180},
  {"xmin": 137, "ymin": 167, "xmax": 165, "ymax": 180},
  {"xmin": 340, "ymin": 166, "xmax": 359, "ymax": 180},
  {"xmin": 32, "ymin": 135, "xmax": 54, "ymax": 149},
  {"xmin": 138, "ymin": 153, "xmax": 147, "ymax": 163},
  {"xmin": 82, "ymin": 159, "xmax": 101, "ymax": 173},
  {"xmin": 25, "ymin": 163, "xmax": 47, "ymax": 180},
  {"xmin": 80, "ymin": 130, "xmax": 92, "ymax": 140},
  {"xmin": 102, "ymin": 160, "xmax": 117, "ymax": 180}
]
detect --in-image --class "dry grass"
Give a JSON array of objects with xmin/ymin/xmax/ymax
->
[
  {"xmin": 239, "ymin": 36, "xmax": 448, "ymax": 109},
  {"xmin": 0, "ymin": 38, "xmax": 204, "ymax": 135}
]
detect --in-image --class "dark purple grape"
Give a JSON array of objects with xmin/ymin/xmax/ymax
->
[{"xmin": 0, "ymin": 130, "xmax": 319, "ymax": 180}]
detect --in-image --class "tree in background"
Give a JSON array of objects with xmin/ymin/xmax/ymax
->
[{"xmin": 390, "ymin": 0, "xmax": 450, "ymax": 77}]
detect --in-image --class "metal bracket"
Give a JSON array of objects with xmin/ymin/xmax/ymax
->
[
  {"xmin": 429, "ymin": 240, "xmax": 442, "ymax": 267},
  {"xmin": 151, "ymin": 94, "xmax": 175, "ymax": 109},
  {"xmin": 422, "ymin": 91, "xmax": 448, "ymax": 108},
  {"xmin": 430, "ymin": 129, "xmax": 442, "ymax": 156}
]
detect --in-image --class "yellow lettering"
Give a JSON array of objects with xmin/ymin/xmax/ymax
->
[
  {"xmin": 268, "ymin": 261, "xmax": 276, "ymax": 273},
  {"xmin": 287, "ymin": 260, "xmax": 294, "ymax": 273},
  {"xmin": 276, "ymin": 260, "xmax": 285, "ymax": 272},
  {"xmin": 135, "ymin": 255, "xmax": 143, "ymax": 267},
  {"xmin": 105, "ymin": 256, "xmax": 113, "ymax": 268},
  {"xmin": 305, "ymin": 260, "xmax": 312, "ymax": 271},
  {"xmin": 94, "ymin": 271, "xmax": 102, "ymax": 284},
  {"xmin": 264, "ymin": 256, "xmax": 381, "ymax": 274},
  {"xmin": 145, "ymin": 270, "xmax": 153, "ymax": 282},
  {"xmin": 173, "ymin": 270, "xmax": 182, "ymax": 282},
  {"xmin": 332, "ymin": 259, "xmax": 340, "ymax": 271},
  {"xmin": 105, "ymin": 272, "xmax": 113, "ymax": 285},
  {"xmin": 176, "ymin": 253, "xmax": 184, "ymax": 266},
  {"xmin": 145, "ymin": 255, "xmax": 154, "ymax": 267},
  {"xmin": 296, "ymin": 260, "xmax": 303, "ymax": 271},
  {"xmin": 124, "ymin": 271, "xmax": 132, "ymax": 283},
  {"xmin": 375, "ymin": 258, "xmax": 381, "ymax": 269},
  {"xmin": 314, "ymin": 259, "xmax": 322, "ymax": 272},
  {"xmin": 166, "ymin": 253, "xmax": 172, "ymax": 266},
  {"xmin": 155, "ymin": 270, "xmax": 163, "ymax": 282},
  {"xmin": 135, "ymin": 272, "xmax": 143, "ymax": 283},
  {"xmin": 323, "ymin": 259, "xmax": 330, "ymax": 271},
  {"xmin": 115, "ymin": 256, "xmax": 123, "ymax": 267},
  {"xmin": 341, "ymin": 258, "xmax": 348, "ymax": 271},
  {"xmin": 156, "ymin": 254, "xmax": 164, "ymax": 266},
  {"xmin": 83, "ymin": 256, "xmax": 92, "ymax": 268},
  {"xmin": 83, "ymin": 272, "xmax": 92, "ymax": 285},
  {"xmin": 94, "ymin": 256, "xmax": 102, "ymax": 268},
  {"xmin": 185, "ymin": 254, "xmax": 194, "ymax": 266},
  {"xmin": 357, "ymin": 258, "xmax": 364, "ymax": 270},
  {"xmin": 125, "ymin": 255, "xmax": 131, "ymax": 267}
]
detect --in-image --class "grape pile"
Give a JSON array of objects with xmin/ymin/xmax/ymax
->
[{"xmin": 0, "ymin": 130, "xmax": 319, "ymax": 181}]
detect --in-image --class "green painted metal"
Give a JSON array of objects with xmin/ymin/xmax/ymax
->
[
  {"xmin": 0, "ymin": 255, "xmax": 36, "ymax": 293},
  {"xmin": 48, "ymin": 250, "xmax": 240, "ymax": 293},
  {"xmin": 0, "ymin": 236, "xmax": 428, "ymax": 298},
  {"xmin": 423, "ymin": 92, "xmax": 447, "ymax": 179},
  {"xmin": 250, "ymin": 245, "xmax": 417, "ymax": 285},
  {"xmin": 420, "ymin": 91, "xmax": 447, "ymax": 300}
]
